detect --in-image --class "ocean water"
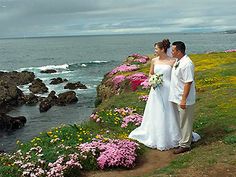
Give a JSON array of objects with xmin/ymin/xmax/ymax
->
[{"xmin": 0, "ymin": 32, "xmax": 236, "ymax": 152}]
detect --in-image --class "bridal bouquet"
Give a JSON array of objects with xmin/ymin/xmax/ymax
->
[{"xmin": 148, "ymin": 73, "xmax": 163, "ymax": 89}]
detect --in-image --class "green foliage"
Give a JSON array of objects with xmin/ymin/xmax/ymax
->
[
  {"xmin": 224, "ymin": 135, "xmax": 236, "ymax": 144},
  {"xmin": 144, "ymin": 52, "xmax": 236, "ymax": 177},
  {"xmin": 96, "ymin": 90, "xmax": 147, "ymax": 114},
  {"xmin": 0, "ymin": 166, "xmax": 21, "ymax": 177},
  {"xmin": 63, "ymin": 166, "xmax": 82, "ymax": 177},
  {"xmin": 1, "ymin": 52, "xmax": 235, "ymax": 177}
]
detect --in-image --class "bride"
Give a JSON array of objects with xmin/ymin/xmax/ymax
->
[{"xmin": 129, "ymin": 39, "xmax": 199, "ymax": 150}]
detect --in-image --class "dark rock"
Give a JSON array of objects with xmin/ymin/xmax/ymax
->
[
  {"xmin": 11, "ymin": 116, "xmax": 26, "ymax": 129},
  {"xmin": 0, "ymin": 113, "xmax": 26, "ymax": 131},
  {"xmin": 57, "ymin": 91, "xmax": 78, "ymax": 105},
  {"xmin": 39, "ymin": 90, "xmax": 78, "ymax": 112},
  {"xmin": 39, "ymin": 100, "xmax": 52, "ymax": 112},
  {"xmin": 64, "ymin": 82, "xmax": 87, "ymax": 90},
  {"xmin": 0, "ymin": 71, "xmax": 35, "ymax": 86},
  {"xmin": 39, "ymin": 91, "xmax": 58, "ymax": 112},
  {"xmin": 0, "ymin": 71, "xmax": 35, "ymax": 113},
  {"xmin": 29, "ymin": 78, "xmax": 48, "ymax": 94},
  {"xmin": 0, "ymin": 81, "xmax": 25, "ymax": 108},
  {"xmin": 24, "ymin": 93, "xmax": 39, "ymax": 105},
  {"xmin": 95, "ymin": 77, "xmax": 116, "ymax": 106},
  {"xmin": 50, "ymin": 77, "xmax": 67, "ymax": 85},
  {"xmin": 40, "ymin": 69, "xmax": 57, "ymax": 74},
  {"xmin": 47, "ymin": 91, "xmax": 58, "ymax": 104}
]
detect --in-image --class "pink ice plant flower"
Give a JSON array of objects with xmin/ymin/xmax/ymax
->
[
  {"xmin": 138, "ymin": 95, "xmax": 149, "ymax": 102},
  {"xmin": 121, "ymin": 113, "xmax": 143, "ymax": 128},
  {"xmin": 225, "ymin": 49, "xmax": 236, "ymax": 53},
  {"xmin": 114, "ymin": 107, "xmax": 136, "ymax": 116},
  {"xmin": 12, "ymin": 146, "xmax": 46, "ymax": 177},
  {"xmin": 133, "ymin": 57, "xmax": 148, "ymax": 63},
  {"xmin": 126, "ymin": 72, "xmax": 148, "ymax": 81},
  {"xmin": 127, "ymin": 73, "xmax": 148, "ymax": 91},
  {"xmin": 130, "ymin": 53, "xmax": 143, "ymax": 58},
  {"xmin": 109, "ymin": 64, "xmax": 139, "ymax": 75},
  {"xmin": 112, "ymin": 75, "xmax": 126, "ymax": 88},
  {"xmin": 78, "ymin": 139, "xmax": 139, "ymax": 169},
  {"xmin": 47, "ymin": 153, "xmax": 82, "ymax": 177},
  {"xmin": 130, "ymin": 53, "xmax": 149, "ymax": 60},
  {"xmin": 90, "ymin": 112, "xmax": 101, "ymax": 123},
  {"xmin": 129, "ymin": 53, "xmax": 149, "ymax": 63},
  {"xmin": 140, "ymin": 78, "xmax": 151, "ymax": 89}
]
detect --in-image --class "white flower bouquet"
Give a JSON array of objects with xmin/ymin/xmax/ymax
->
[{"xmin": 148, "ymin": 73, "xmax": 163, "ymax": 89}]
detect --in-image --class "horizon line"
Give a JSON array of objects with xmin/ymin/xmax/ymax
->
[{"xmin": 0, "ymin": 30, "xmax": 233, "ymax": 40}]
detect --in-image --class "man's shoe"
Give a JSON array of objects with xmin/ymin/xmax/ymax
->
[
  {"xmin": 173, "ymin": 146, "xmax": 179, "ymax": 149},
  {"xmin": 173, "ymin": 147, "xmax": 191, "ymax": 154}
]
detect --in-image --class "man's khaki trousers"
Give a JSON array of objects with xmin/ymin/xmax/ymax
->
[{"xmin": 172, "ymin": 102, "xmax": 194, "ymax": 148}]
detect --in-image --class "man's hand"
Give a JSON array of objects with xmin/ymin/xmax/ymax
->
[
  {"xmin": 180, "ymin": 99, "xmax": 186, "ymax": 109},
  {"xmin": 180, "ymin": 82, "xmax": 192, "ymax": 109}
]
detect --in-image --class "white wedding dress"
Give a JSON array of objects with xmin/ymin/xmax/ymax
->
[
  {"xmin": 129, "ymin": 64, "xmax": 201, "ymax": 150},
  {"xmin": 129, "ymin": 64, "xmax": 180, "ymax": 150}
]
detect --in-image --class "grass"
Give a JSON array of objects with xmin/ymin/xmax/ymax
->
[
  {"xmin": 138, "ymin": 52, "xmax": 236, "ymax": 177},
  {"xmin": 0, "ymin": 52, "xmax": 235, "ymax": 177}
]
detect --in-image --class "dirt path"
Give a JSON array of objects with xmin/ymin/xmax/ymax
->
[{"xmin": 85, "ymin": 149, "xmax": 175, "ymax": 177}]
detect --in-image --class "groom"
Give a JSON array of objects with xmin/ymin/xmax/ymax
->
[{"xmin": 169, "ymin": 41, "xmax": 196, "ymax": 154}]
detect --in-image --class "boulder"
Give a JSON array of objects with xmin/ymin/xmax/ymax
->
[
  {"xmin": 29, "ymin": 78, "xmax": 48, "ymax": 94},
  {"xmin": 39, "ymin": 91, "xmax": 58, "ymax": 112},
  {"xmin": 24, "ymin": 93, "xmax": 39, "ymax": 105},
  {"xmin": 11, "ymin": 116, "xmax": 27, "ymax": 129},
  {"xmin": 40, "ymin": 69, "xmax": 57, "ymax": 74},
  {"xmin": 0, "ymin": 71, "xmax": 35, "ymax": 85},
  {"xmin": 50, "ymin": 77, "xmax": 68, "ymax": 85},
  {"xmin": 39, "ymin": 90, "xmax": 78, "ymax": 112},
  {"xmin": 47, "ymin": 90, "xmax": 58, "ymax": 101},
  {"xmin": 39, "ymin": 99, "xmax": 52, "ymax": 112},
  {"xmin": 0, "ymin": 71, "xmax": 35, "ymax": 113},
  {"xmin": 0, "ymin": 81, "xmax": 25, "ymax": 109},
  {"xmin": 64, "ymin": 81, "xmax": 87, "ymax": 90},
  {"xmin": 0, "ymin": 113, "xmax": 26, "ymax": 131},
  {"xmin": 57, "ymin": 91, "xmax": 78, "ymax": 105}
]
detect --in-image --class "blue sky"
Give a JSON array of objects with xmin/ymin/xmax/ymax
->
[{"xmin": 0, "ymin": 0, "xmax": 236, "ymax": 38}]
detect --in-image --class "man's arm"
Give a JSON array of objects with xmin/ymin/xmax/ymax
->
[{"xmin": 180, "ymin": 82, "xmax": 192, "ymax": 109}]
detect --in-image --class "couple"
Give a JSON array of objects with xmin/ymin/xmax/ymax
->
[{"xmin": 129, "ymin": 40, "xmax": 200, "ymax": 154}]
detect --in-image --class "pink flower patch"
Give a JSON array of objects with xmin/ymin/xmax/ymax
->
[
  {"xmin": 133, "ymin": 58, "xmax": 148, "ymax": 63},
  {"xmin": 112, "ymin": 75, "xmax": 126, "ymax": 88},
  {"xmin": 140, "ymin": 78, "xmax": 151, "ymax": 89},
  {"xmin": 138, "ymin": 95, "xmax": 149, "ymax": 102},
  {"xmin": 225, "ymin": 49, "xmax": 236, "ymax": 53},
  {"xmin": 127, "ymin": 73, "xmax": 148, "ymax": 91},
  {"xmin": 109, "ymin": 64, "xmax": 139, "ymax": 75},
  {"xmin": 121, "ymin": 113, "xmax": 143, "ymax": 128},
  {"xmin": 78, "ymin": 139, "xmax": 139, "ymax": 169}
]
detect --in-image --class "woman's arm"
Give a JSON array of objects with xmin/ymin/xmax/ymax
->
[{"xmin": 149, "ymin": 58, "xmax": 155, "ymax": 77}]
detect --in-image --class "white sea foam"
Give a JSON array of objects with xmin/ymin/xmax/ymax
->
[
  {"xmin": 89, "ymin": 60, "xmax": 108, "ymax": 63},
  {"xmin": 39, "ymin": 64, "xmax": 69, "ymax": 70},
  {"xmin": 18, "ymin": 64, "xmax": 69, "ymax": 72}
]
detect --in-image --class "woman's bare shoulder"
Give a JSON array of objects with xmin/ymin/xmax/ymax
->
[{"xmin": 151, "ymin": 57, "xmax": 159, "ymax": 63}]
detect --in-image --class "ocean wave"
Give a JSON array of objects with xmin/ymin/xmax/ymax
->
[
  {"xmin": 0, "ymin": 69, "xmax": 9, "ymax": 72},
  {"xmin": 67, "ymin": 60, "xmax": 110, "ymax": 70},
  {"xmin": 18, "ymin": 64, "xmax": 69, "ymax": 72},
  {"xmin": 39, "ymin": 64, "xmax": 69, "ymax": 70},
  {"xmin": 17, "ymin": 60, "xmax": 111, "ymax": 73}
]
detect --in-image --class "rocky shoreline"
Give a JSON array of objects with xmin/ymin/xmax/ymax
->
[{"xmin": 0, "ymin": 70, "xmax": 87, "ymax": 137}]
